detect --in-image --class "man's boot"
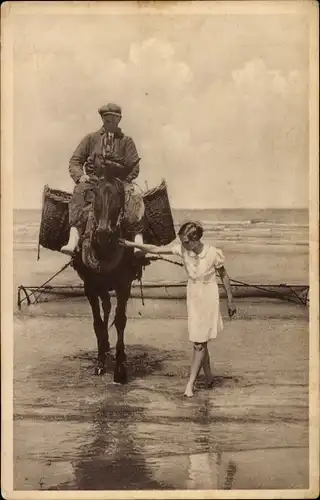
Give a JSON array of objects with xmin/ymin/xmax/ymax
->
[
  {"xmin": 133, "ymin": 232, "xmax": 145, "ymax": 257},
  {"xmin": 60, "ymin": 227, "xmax": 80, "ymax": 255}
]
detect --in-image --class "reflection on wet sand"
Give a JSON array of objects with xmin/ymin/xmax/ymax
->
[
  {"xmin": 186, "ymin": 400, "xmax": 219, "ymax": 489},
  {"xmin": 14, "ymin": 311, "xmax": 309, "ymax": 491},
  {"xmin": 187, "ymin": 452, "xmax": 220, "ymax": 489},
  {"xmin": 145, "ymin": 447, "xmax": 308, "ymax": 490},
  {"xmin": 68, "ymin": 418, "xmax": 170, "ymax": 490},
  {"xmin": 50, "ymin": 368, "xmax": 308, "ymax": 490}
]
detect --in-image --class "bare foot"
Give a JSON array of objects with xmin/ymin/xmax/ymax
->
[
  {"xmin": 206, "ymin": 377, "xmax": 215, "ymax": 388},
  {"xmin": 184, "ymin": 384, "xmax": 194, "ymax": 397}
]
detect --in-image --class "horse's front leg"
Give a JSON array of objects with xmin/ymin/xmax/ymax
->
[
  {"xmin": 100, "ymin": 290, "xmax": 111, "ymax": 354},
  {"xmin": 113, "ymin": 285, "xmax": 131, "ymax": 384},
  {"xmin": 85, "ymin": 285, "xmax": 106, "ymax": 376}
]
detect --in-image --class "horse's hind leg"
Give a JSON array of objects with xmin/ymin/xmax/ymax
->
[
  {"xmin": 86, "ymin": 288, "xmax": 106, "ymax": 376},
  {"xmin": 114, "ymin": 285, "xmax": 131, "ymax": 384}
]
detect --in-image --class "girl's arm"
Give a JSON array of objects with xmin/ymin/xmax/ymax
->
[
  {"xmin": 217, "ymin": 266, "xmax": 236, "ymax": 318},
  {"xmin": 118, "ymin": 238, "xmax": 174, "ymax": 255}
]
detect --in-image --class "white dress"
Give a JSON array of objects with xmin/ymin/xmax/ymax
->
[{"xmin": 172, "ymin": 243, "xmax": 225, "ymax": 343}]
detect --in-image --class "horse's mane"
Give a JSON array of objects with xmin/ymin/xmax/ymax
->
[{"xmin": 96, "ymin": 176, "xmax": 125, "ymax": 206}]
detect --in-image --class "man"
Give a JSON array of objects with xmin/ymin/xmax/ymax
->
[{"xmin": 61, "ymin": 103, "xmax": 145, "ymax": 254}]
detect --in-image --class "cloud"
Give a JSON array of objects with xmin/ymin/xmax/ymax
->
[
  {"xmin": 232, "ymin": 59, "xmax": 286, "ymax": 94},
  {"xmin": 13, "ymin": 16, "xmax": 309, "ymax": 208}
]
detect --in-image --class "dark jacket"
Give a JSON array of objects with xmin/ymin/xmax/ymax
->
[{"xmin": 68, "ymin": 127, "xmax": 140, "ymax": 183}]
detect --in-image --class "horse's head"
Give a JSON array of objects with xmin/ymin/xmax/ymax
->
[{"xmin": 92, "ymin": 177, "xmax": 124, "ymax": 249}]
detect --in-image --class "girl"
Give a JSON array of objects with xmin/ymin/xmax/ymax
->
[{"xmin": 119, "ymin": 221, "xmax": 236, "ymax": 397}]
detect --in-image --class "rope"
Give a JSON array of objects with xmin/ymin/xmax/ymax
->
[
  {"xmin": 140, "ymin": 278, "xmax": 145, "ymax": 306},
  {"xmin": 228, "ymin": 277, "xmax": 309, "ymax": 306},
  {"xmin": 147, "ymin": 255, "xmax": 184, "ymax": 267},
  {"xmin": 18, "ymin": 260, "xmax": 72, "ymax": 306},
  {"xmin": 147, "ymin": 255, "xmax": 308, "ymax": 305}
]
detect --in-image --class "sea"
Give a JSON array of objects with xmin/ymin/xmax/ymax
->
[
  {"xmin": 14, "ymin": 208, "xmax": 308, "ymax": 248},
  {"xmin": 13, "ymin": 208, "xmax": 309, "ymax": 290}
]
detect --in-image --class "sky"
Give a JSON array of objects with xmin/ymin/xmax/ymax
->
[{"xmin": 11, "ymin": 3, "xmax": 310, "ymax": 209}]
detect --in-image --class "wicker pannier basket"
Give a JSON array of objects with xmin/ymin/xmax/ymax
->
[
  {"xmin": 142, "ymin": 179, "xmax": 176, "ymax": 246},
  {"xmin": 38, "ymin": 179, "xmax": 176, "ymax": 252},
  {"xmin": 38, "ymin": 185, "xmax": 72, "ymax": 251}
]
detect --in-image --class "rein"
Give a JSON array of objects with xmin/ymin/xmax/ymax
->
[{"xmin": 80, "ymin": 176, "xmax": 126, "ymax": 273}]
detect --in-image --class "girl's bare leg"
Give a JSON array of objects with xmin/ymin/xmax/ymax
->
[
  {"xmin": 184, "ymin": 343, "xmax": 206, "ymax": 397},
  {"xmin": 202, "ymin": 345, "xmax": 214, "ymax": 386}
]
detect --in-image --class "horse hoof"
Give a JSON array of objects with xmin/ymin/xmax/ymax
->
[
  {"xmin": 94, "ymin": 366, "xmax": 105, "ymax": 376},
  {"xmin": 114, "ymin": 366, "xmax": 127, "ymax": 384},
  {"xmin": 114, "ymin": 375, "xmax": 127, "ymax": 385}
]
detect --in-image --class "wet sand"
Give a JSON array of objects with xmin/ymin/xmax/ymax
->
[
  {"xmin": 14, "ymin": 297, "xmax": 309, "ymax": 491},
  {"xmin": 12, "ymin": 228, "xmax": 310, "ymax": 493}
]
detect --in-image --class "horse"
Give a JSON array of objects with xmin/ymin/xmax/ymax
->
[{"xmin": 71, "ymin": 175, "xmax": 146, "ymax": 384}]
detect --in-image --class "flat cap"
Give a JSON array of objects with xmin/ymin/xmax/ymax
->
[{"xmin": 98, "ymin": 103, "xmax": 122, "ymax": 117}]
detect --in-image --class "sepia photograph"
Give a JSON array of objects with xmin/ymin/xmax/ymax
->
[{"xmin": 1, "ymin": 1, "xmax": 319, "ymax": 498}]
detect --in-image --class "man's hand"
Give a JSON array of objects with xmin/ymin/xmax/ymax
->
[{"xmin": 79, "ymin": 174, "xmax": 90, "ymax": 183}]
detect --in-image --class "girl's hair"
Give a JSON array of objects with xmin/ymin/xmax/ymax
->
[{"xmin": 178, "ymin": 221, "xmax": 203, "ymax": 241}]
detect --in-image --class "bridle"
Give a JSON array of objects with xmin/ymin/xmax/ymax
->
[
  {"xmin": 114, "ymin": 203, "xmax": 125, "ymax": 234},
  {"xmin": 81, "ymin": 161, "xmax": 126, "ymax": 247},
  {"xmin": 93, "ymin": 175, "xmax": 125, "ymax": 240}
]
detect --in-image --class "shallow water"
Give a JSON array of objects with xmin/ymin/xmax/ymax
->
[{"xmin": 13, "ymin": 301, "xmax": 309, "ymax": 491}]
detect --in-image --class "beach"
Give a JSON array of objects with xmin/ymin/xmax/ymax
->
[{"xmin": 12, "ymin": 208, "xmax": 309, "ymax": 492}]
